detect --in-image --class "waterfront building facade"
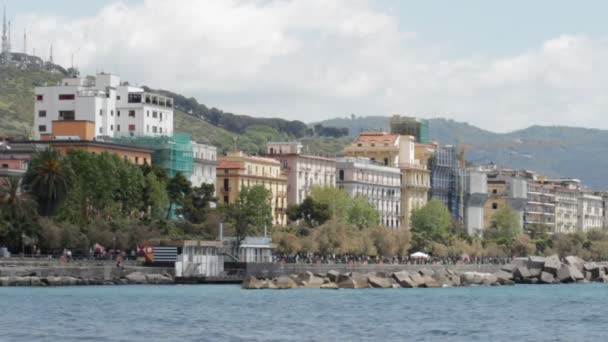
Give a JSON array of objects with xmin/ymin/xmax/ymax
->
[
  {"xmin": 344, "ymin": 132, "xmax": 431, "ymax": 230},
  {"xmin": 430, "ymin": 145, "xmax": 463, "ymax": 222},
  {"xmin": 217, "ymin": 151, "xmax": 288, "ymax": 226},
  {"xmin": 578, "ymin": 192, "xmax": 604, "ymax": 232},
  {"xmin": 191, "ymin": 142, "xmax": 217, "ymax": 189},
  {"xmin": 336, "ymin": 157, "xmax": 401, "ymax": 229},
  {"xmin": 34, "ymin": 73, "xmax": 174, "ymax": 140},
  {"xmin": 464, "ymin": 170, "xmax": 488, "ymax": 236},
  {"xmin": 266, "ymin": 142, "xmax": 336, "ymax": 206},
  {"xmin": 523, "ymin": 181, "xmax": 556, "ymax": 233},
  {"xmin": 484, "ymin": 169, "xmax": 528, "ymax": 232}
]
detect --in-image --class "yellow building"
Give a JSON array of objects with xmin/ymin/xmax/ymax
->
[
  {"xmin": 217, "ymin": 151, "xmax": 288, "ymax": 226},
  {"xmin": 344, "ymin": 132, "xmax": 432, "ymax": 230}
]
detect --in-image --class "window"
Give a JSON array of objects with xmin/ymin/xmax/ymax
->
[
  {"xmin": 1, "ymin": 164, "xmax": 7, "ymax": 168},
  {"xmin": 223, "ymin": 179, "xmax": 229, "ymax": 191},
  {"xmin": 160, "ymin": 112, "xmax": 163, "ymax": 120},
  {"xmin": 129, "ymin": 124, "xmax": 136, "ymax": 132},
  {"xmin": 384, "ymin": 158, "xmax": 389, "ymax": 166},
  {"xmin": 99, "ymin": 127, "xmax": 103, "ymax": 134},
  {"xmin": 117, "ymin": 110, "xmax": 120, "ymax": 117},
  {"xmin": 58, "ymin": 94, "xmax": 75, "ymax": 100},
  {"xmin": 38, "ymin": 125, "xmax": 47, "ymax": 132},
  {"xmin": 110, "ymin": 125, "xmax": 114, "ymax": 131},
  {"xmin": 492, "ymin": 203, "xmax": 498, "ymax": 210},
  {"xmin": 36, "ymin": 95, "xmax": 43, "ymax": 101},
  {"xmin": 143, "ymin": 158, "xmax": 148, "ymax": 165},
  {"xmin": 110, "ymin": 110, "xmax": 114, "ymax": 116},
  {"xmin": 135, "ymin": 156, "xmax": 139, "ymax": 164},
  {"xmin": 224, "ymin": 196, "xmax": 229, "ymax": 204},
  {"xmin": 147, "ymin": 111, "xmax": 149, "ymax": 117},
  {"xmin": 152, "ymin": 126, "xmax": 157, "ymax": 133},
  {"xmin": 153, "ymin": 111, "xmax": 158, "ymax": 118},
  {"xmin": 492, "ymin": 189, "xmax": 497, "ymax": 194},
  {"xmin": 38, "ymin": 110, "xmax": 46, "ymax": 117},
  {"xmin": 127, "ymin": 93, "xmax": 142, "ymax": 103},
  {"xmin": 59, "ymin": 110, "xmax": 75, "ymax": 120},
  {"xmin": 116, "ymin": 95, "xmax": 121, "ymax": 100},
  {"xmin": 129, "ymin": 110, "xmax": 135, "ymax": 117},
  {"xmin": 116, "ymin": 125, "xmax": 120, "ymax": 132},
  {"xmin": 99, "ymin": 109, "xmax": 103, "ymax": 116},
  {"xmin": 159, "ymin": 127, "xmax": 163, "ymax": 134}
]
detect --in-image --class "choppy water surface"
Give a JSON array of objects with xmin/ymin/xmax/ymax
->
[{"xmin": 0, "ymin": 283, "xmax": 606, "ymax": 341}]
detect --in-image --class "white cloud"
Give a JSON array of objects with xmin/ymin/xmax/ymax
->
[{"xmin": 13, "ymin": 0, "xmax": 608, "ymax": 132}]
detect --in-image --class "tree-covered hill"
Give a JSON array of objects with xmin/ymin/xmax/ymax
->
[
  {"xmin": 0, "ymin": 65, "xmax": 347, "ymax": 154},
  {"xmin": 318, "ymin": 116, "xmax": 608, "ymax": 189}
]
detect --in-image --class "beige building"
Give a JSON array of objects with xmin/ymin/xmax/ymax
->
[
  {"xmin": 266, "ymin": 142, "xmax": 336, "ymax": 206},
  {"xmin": 343, "ymin": 132, "xmax": 431, "ymax": 230},
  {"xmin": 217, "ymin": 151, "xmax": 288, "ymax": 226}
]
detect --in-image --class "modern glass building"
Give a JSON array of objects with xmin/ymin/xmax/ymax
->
[{"xmin": 430, "ymin": 145, "xmax": 463, "ymax": 222}]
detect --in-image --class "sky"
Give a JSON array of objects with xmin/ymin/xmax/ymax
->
[{"xmin": 4, "ymin": 0, "xmax": 608, "ymax": 132}]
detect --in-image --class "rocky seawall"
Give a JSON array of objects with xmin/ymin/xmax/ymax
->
[
  {"xmin": 0, "ymin": 272, "xmax": 174, "ymax": 286},
  {"xmin": 242, "ymin": 255, "xmax": 608, "ymax": 289},
  {"xmin": 0, "ymin": 261, "xmax": 175, "ymax": 286}
]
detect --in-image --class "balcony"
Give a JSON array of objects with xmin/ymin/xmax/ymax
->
[
  {"xmin": 221, "ymin": 187, "xmax": 231, "ymax": 192},
  {"xmin": 398, "ymin": 162, "xmax": 427, "ymax": 170}
]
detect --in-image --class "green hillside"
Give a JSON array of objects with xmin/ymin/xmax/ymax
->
[
  {"xmin": 0, "ymin": 65, "xmax": 347, "ymax": 155},
  {"xmin": 0, "ymin": 65, "xmax": 63, "ymax": 137}
]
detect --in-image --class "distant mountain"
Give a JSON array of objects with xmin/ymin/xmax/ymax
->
[{"xmin": 317, "ymin": 116, "xmax": 608, "ymax": 190}]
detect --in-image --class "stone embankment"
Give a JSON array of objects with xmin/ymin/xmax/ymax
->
[
  {"xmin": 0, "ymin": 260, "xmax": 175, "ymax": 286},
  {"xmin": 242, "ymin": 255, "xmax": 608, "ymax": 289},
  {"xmin": 0, "ymin": 271, "xmax": 174, "ymax": 286}
]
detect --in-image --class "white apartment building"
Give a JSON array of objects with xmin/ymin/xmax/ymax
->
[
  {"xmin": 266, "ymin": 142, "xmax": 336, "ymax": 206},
  {"xmin": 34, "ymin": 73, "xmax": 174, "ymax": 139},
  {"xmin": 578, "ymin": 192, "xmax": 604, "ymax": 232},
  {"xmin": 554, "ymin": 188, "xmax": 579, "ymax": 234},
  {"xmin": 336, "ymin": 157, "xmax": 402, "ymax": 229},
  {"xmin": 191, "ymin": 142, "xmax": 217, "ymax": 189}
]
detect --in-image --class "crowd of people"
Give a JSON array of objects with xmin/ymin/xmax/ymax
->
[{"xmin": 273, "ymin": 253, "xmax": 514, "ymax": 265}]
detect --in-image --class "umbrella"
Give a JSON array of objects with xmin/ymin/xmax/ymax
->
[{"xmin": 410, "ymin": 251, "xmax": 430, "ymax": 259}]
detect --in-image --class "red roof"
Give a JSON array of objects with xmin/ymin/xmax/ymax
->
[
  {"xmin": 356, "ymin": 132, "xmax": 399, "ymax": 144},
  {"xmin": 217, "ymin": 160, "xmax": 243, "ymax": 169}
]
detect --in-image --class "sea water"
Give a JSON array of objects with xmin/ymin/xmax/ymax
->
[{"xmin": 0, "ymin": 283, "xmax": 606, "ymax": 341}]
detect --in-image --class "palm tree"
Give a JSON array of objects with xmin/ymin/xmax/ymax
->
[
  {"xmin": 22, "ymin": 149, "xmax": 70, "ymax": 216},
  {"xmin": 0, "ymin": 176, "xmax": 38, "ymax": 251}
]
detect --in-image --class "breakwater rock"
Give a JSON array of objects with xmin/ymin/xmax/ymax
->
[
  {"xmin": 499, "ymin": 255, "xmax": 608, "ymax": 284},
  {"xmin": 0, "ymin": 271, "xmax": 174, "ymax": 287},
  {"xmin": 242, "ymin": 255, "xmax": 607, "ymax": 290}
]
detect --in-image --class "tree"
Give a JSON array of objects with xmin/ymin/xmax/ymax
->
[
  {"xmin": 22, "ymin": 149, "xmax": 70, "ymax": 216},
  {"xmin": 310, "ymin": 187, "xmax": 351, "ymax": 222},
  {"xmin": 288, "ymin": 197, "xmax": 331, "ymax": 227},
  {"xmin": 181, "ymin": 184, "xmax": 215, "ymax": 224},
  {"xmin": 166, "ymin": 172, "xmax": 192, "ymax": 219},
  {"xmin": 511, "ymin": 234, "xmax": 536, "ymax": 257},
  {"xmin": 223, "ymin": 185, "xmax": 272, "ymax": 243},
  {"xmin": 347, "ymin": 196, "xmax": 380, "ymax": 229},
  {"xmin": 410, "ymin": 200, "xmax": 452, "ymax": 251},
  {"xmin": 142, "ymin": 171, "xmax": 169, "ymax": 220},
  {"xmin": 485, "ymin": 206, "xmax": 521, "ymax": 245},
  {"xmin": 0, "ymin": 177, "xmax": 40, "ymax": 251}
]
